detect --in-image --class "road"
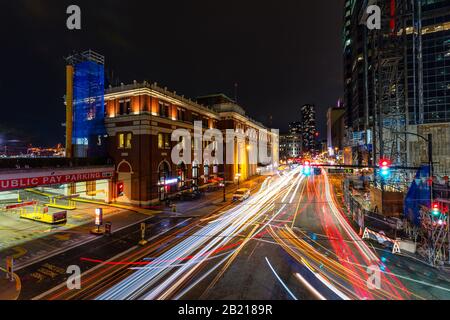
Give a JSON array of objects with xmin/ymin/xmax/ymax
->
[{"xmin": 12, "ymin": 167, "xmax": 450, "ymax": 300}]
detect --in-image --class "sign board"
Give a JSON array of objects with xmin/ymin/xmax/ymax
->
[
  {"xmin": 52, "ymin": 211, "xmax": 67, "ymax": 224},
  {"xmin": 0, "ymin": 168, "xmax": 114, "ymax": 192},
  {"xmin": 105, "ymin": 222, "xmax": 112, "ymax": 235},
  {"xmin": 95, "ymin": 208, "xmax": 103, "ymax": 226}
]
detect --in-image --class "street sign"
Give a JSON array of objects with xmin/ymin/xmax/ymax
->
[{"xmin": 105, "ymin": 222, "xmax": 112, "ymax": 235}]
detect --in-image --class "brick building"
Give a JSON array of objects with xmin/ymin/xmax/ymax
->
[{"xmin": 104, "ymin": 83, "xmax": 278, "ymax": 206}]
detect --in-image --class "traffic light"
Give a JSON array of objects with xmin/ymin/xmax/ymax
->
[
  {"xmin": 303, "ymin": 160, "xmax": 311, "ymax": 176},
  {"xmin": 117, "ymin": 182, "xmax": 124, "ymax": 197},
  {"xmin": 431, "ymin": 202, "xmax": 441, "ymax": 217},
  {"xmin": 379, "ymin": 159, "xmax": 391, "ymax": 178}
]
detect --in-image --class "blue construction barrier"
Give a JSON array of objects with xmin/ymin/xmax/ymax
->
[{"xmin": 404, "ymin": 165, "xmax": 431, "ymax": 226}]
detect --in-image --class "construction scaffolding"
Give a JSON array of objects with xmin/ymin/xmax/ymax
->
[{"xmin": 367, "ymin": 0, "xmax": 411, "ymax": 191}]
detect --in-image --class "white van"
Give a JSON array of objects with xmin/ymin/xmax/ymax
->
[{"xmin": 232, "ymin": 188, "xmax": 251, "ymax": 202}]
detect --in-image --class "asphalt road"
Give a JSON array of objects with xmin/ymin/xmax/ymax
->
[{"xmin": 9, "ymin": 168, "xmax": 450, "ymax": 300}]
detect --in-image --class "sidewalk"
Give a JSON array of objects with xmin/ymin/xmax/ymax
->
[
  {"xmin": 0, "ymin": 207, "xmax": 154, "ymax": 271},
  {"xmin": 158, "ymin": 175, "xmax": 267, "ymax": 217},
  {"xmin": 0, "ymin": 175, "xmax": 268, "ymax": 273},
  {"xmin": 0, "ymin": 270, "xmax": 20, "ymax": 300}
]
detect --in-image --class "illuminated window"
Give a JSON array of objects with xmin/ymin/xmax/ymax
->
[
  {"xmin": 158, "ymin": 133, "xmax": 171, "ymax": 149},
  {"xmin": 118, "ymin": 133, "xmax": 125, "ymax": 149},
  {"xmin": 126, "ymin": 133, "xmax": 132, "ymax": 149},
  {"xmin": 118, "ymin": 133, "xmax": 132, "ymax": 149}
]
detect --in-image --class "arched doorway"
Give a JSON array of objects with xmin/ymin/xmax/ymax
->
[
  {"xmin": 117, "ymin": 160, "xmax": 133, "ymax": 203},
  {"xmin": 158, "ymin": 160, "xmax": 172, "ymax": 201}
]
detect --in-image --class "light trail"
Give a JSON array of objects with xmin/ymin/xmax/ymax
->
[
  {"xmin": 266, "ymin": 258, "xmax": 298, "ymax": 300},
  {"xmin": 96, "ymin": 167, "xmax": 303, "ymax": 300},
  {"xmin": 294, "ymin": 273, "xmax": 326, "ymax": 300}
]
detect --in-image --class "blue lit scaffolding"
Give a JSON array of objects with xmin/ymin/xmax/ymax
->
[{"xmin": 67, "ymin": 51, "xmax": 106, "ymax": 157}]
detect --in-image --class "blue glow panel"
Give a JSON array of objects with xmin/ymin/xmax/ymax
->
[{"xmin": 72, "ymin": 60, "xmax": 106, "ymax": 157}]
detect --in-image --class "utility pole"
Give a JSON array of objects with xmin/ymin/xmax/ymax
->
[
  {"xmin": 428, "ymin": 133, "xmax": 433, "ymax": 204},
  {"xmin": 223, "ymin": 170, "xmax": 227, "ymax": 202}
]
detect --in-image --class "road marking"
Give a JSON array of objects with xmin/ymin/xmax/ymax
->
[
  {"xmin": 32, "ymin": 218, "xmax": 190, "ymax": 300},
  {"xmin": 15, "ymin": 216, "xmax": 159, "ymax": 271},
  {"xmin": 11, "ymin": 247, "xmax": 28, "ymax": 259}
]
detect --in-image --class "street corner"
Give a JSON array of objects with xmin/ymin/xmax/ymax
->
[{"xmin": 0, "ymin": 273, "xmax": 22, "ymax": 300}]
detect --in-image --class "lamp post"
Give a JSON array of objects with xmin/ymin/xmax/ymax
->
[{"xmin": 222, "ymin": 170, "xmax": 227, "ymax": 202}]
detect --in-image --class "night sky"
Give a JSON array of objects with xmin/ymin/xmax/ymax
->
[{"xmin": 1, "ymin": 0, "xmax": 344, "ymax": 146}]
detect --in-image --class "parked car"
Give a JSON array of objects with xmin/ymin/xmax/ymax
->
[{"xmin": 232, "ymin": 188, "xmax": 251, "ymax": 202}]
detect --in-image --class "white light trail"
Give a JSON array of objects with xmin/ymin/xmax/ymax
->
[
  {"xmin": 96, "ymin": 167, "xmax": 303, "ymax": 300},
  {"xmin": 266, "ymin": 258, "xmax": 298, "ymax": 300}
]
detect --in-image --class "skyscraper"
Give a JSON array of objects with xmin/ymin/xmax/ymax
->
[
  {"xmin": 342, "ymin": 0, "xmax": 450, "ymax": 173},
  {"xmin": 300, "ymin": 104, "xmax": 317, "ymax": 153}
]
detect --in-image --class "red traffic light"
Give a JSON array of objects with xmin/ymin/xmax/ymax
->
[
  {"xmin": 379, "ymin": 159, "xmax": 391, "ymax": 168},
  {"xmin": 431, "ymin": 202, "xmax": 441, "ymax": 216},
  {"xmin": 117, "ymin": 182, "xmax": 124, "ymax": 196}
]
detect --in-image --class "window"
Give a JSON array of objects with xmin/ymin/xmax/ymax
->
[
  {"xmin": 125, "ymin": 133, "xmax": 132, "ymax": 149},
  {"xmin": 177, "ymin": 108, "xmax": 186, "ymax": 122},
  {"xmin": 118, "ymin": 133, "xmax": 132, "ymax": 149},
  {"xmin": 158, "ymin": 133, "xmax": 171, "ymax": 149},
  {"xmin": 86, "ymin": 181, "xmax": 96, "ymax": 196},
  {"xmin": 159, "ymin": 102, "xmax": 170, "ymax": 118},
  {"xmin": 118, "ymin": 134, "xmax": 125, "ymax": 149},
  {"xmin": 192, "ymin": 113, "xmax": 200, "ymax": 123},
  {"xmin": 202, "ymin": 118, "xmax": 209, "ymax": 128},
  {"xmin": 119, "ymin": 100, "xmax": 131, "ymax": 115}
]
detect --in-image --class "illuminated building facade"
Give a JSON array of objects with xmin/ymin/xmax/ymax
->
[
  {"xmin": 342, "ymin": 0, "xmax": 450, "ymax": 172},
  {"xmin": 104, "ymin": 84, "xmax": 278, "ymax": 206},
  {"xmin": 279, "ymin": 133, "xmax": 302, "ymax": 160}
]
